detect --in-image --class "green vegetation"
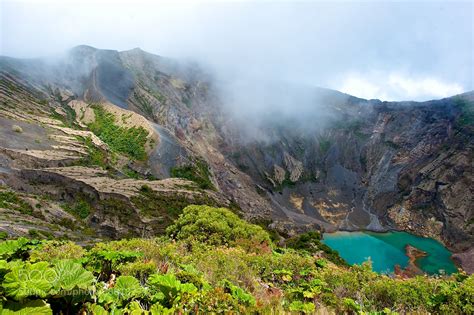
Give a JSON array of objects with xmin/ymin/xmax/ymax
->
[
  {"xmin": 49, "ymin": 105, "xmax": 78, "ymax": 128},
  {"xmin": 0, "ymin": 206, "xmax": 472, "ymax": 314},
  {"xmin": 170, "ymin": 159, "xmax": 214, "ymax": 190},
  {"xmin": 0, "ymin": 190, "xmax": 34, "ymax": 216},
  {"xmin": 0, "ymin": 232, "xmax": 8, "ymax": 240},
  {"xmin": 11, "ymin": 125, "xmax": 23, "ymax": 133},
  {"xmin": 88, "ymin": 105, "xmax": 149, "ymax": 160},
  {"xmin": 454, "ymin": 96, "xmax": 474, "ymax": 127},
  {"xmin": 61, "ymin": 199, "xmax": 91, "ymax": 219},
  {"xmin": 167, "ymin": 205, "xmax": 271, "ymax": 251},
  {"xmin": 122, "ymin": 166, "xmax": 144, "ymax": 179},
  {"xmin": 122, "ymin": 166, "xmax": 157, "ymax": 180},
  {"xmin": 182, "ymin": 96, "xmax": 191, "ymax": 108},
  {"xmin": 76, "ymin": 136, "xmax": 111, "ymax": 169},
  {"xmin": 133, "ymin": 90, "xmax": 155, "ymax": 117},
  {"xmin": 319, "ymin": 138, "xmax": 331, "ymax": 154},
  {"xmin": 286, "ymin": 231, "xmax": 348, "ymax": 266},
  {"xmin": 133, "ymin": 82, "xmax": 166, "ymax": 118},
  {"xmin": 273, "ymin": 173, "xmax": 297, "ymax": 192},
  {"xmin": 131, "ymin": 186, "xmax": 218, "ymax": 233}
]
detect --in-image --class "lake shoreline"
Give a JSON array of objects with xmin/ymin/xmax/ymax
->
[
  {"xmin": 326, "ymin": 227, "xmax": 466, "ymax": 271},
  {"xmin": 322, "ymin": 230, "xmax": 459, "ymax": 275}
]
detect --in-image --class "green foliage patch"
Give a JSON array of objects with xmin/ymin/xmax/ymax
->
[
  {"xmin": 454, "ymin": 96, "xmax": 474, "ymax": 127},
  {"xmin": 286, "ymin": 231, "xmax": 348, "ymax": 266},
  {"xmin": 0, "ymin": 191, "xmax": 34, "ymax": 216},
  {"xmin": 61, "ymin": 199, "xmax": 91, "ymax": 219},
  {"xmin": 77, "ymin": 136, "xmax": 110, "ymax": 168},
  {"xmin": 167, "ymin": 205, "xmax": 271, "ymax": 251},
  {"xmin": 170, "ymin": 159, "xmax": 214, "ymax": 190},
  {"xmin": 88, "ymin": 104, "xmax": 149, "ymax": 160},
  {"xmin": 131, "ymin": 186, "xmax": 219, "ymax": 234},
  {"xmin": 319, "ymin": 138, "xmax": 332, "ymax": 154},
  {"xmin": 0, "ymin": 205, "xmax": 471, "ymax": 314}
]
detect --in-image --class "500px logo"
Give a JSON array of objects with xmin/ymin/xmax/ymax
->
[{"xmin": 16, "ymin": 268, "xmax": 61, "ymax": 282}]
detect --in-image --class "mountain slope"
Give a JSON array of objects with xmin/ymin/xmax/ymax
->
[{"xmin": 0, "ymin": 46, "xmax": 472, "ymax": 267}]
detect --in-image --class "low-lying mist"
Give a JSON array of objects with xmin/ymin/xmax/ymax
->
[
  {"xmin": 1, "ymin": 1, "xmax": 472, "ymax": 144},
  {"xmin": 211, "ymin": 77, "xmax": 359, "ymax": 143}
]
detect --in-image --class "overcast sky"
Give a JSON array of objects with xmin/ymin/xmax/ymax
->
[{"xmin": 1, "ymin": 0, "xmax": 473, "ymax": 101}]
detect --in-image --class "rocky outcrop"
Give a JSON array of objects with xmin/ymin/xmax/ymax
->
[
  {"xmin": 394, "ymin": 245, "xmax": 427, "ymax": 278},
  {"xmin": 452, "ymin": 248, "xmax": 474, "ymax": 274},
  {"xmin": 283, "ymin": 152, "xmax": 304, "ymax": 182},
  {"xmin": 270, "ymin": 165, "xmax": 286, "ymax": 186},
  {"xmin": 3, "ymin": 166, "xmax": 228, "ymax": 238}
]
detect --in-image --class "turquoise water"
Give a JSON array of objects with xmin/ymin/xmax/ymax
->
[{"xmin": 322, "ymin": 231, "xmax": 457, "ymax": 274}]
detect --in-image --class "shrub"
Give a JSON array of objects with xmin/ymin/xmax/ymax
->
[
  {"xmin": 79, "ymin": 136, "xmax": 109, "ymax": 168},
  {"xmin": 0, "ymin": 237, "xmax": 42, "ymax": 261},
  {"xmin": 86, "ymin": 248, "xmax": 143, "ymax": 279},
  {"xmin": 29, "ymin": 241, "xmax": 85, "ymax": 262},
  {"xmin": 131, "ymin": 187, "xmax": 219, "ymax": 233},
  {"xmin": 148, "ymin": 273, "xmax": 198, "ymax": 308},
  {"xmin": 286, "ymin": 231, "xmax": 348, "ymax": 266},
  {"xmin": 222, "ymin": 280, "xmax": 256, "ymax": 306},
  {"xmin": 98, "ymin": 275, "xmax": 144, "ymax": 308},
  {"xmin": 167, "ymin": 205, "xmax": 271, "ymax": 251},
  {"xmin": 117, "ymin": 260, "xmax": 157, "ymax": 283},
  {"xmin": 288, "ymin": 300, "xmax": 315, "ymax": 313},
  {"xmin": 0, "ymin": 231, "xmax": 8, "ymax": 240},
  {"xmin": 286, "ymin": 231, "xmax": 321, "ymax": 251},
  {"xmin": 170, "ymin": 159, "xmax": 215, "ymax": 190},
  {"xmin": 11, "ymin": 125, "xmax": 23, "ymax": 133},
  {"xmin": 62, "ymin": 199, "xmax": 91, "ymax": 219}
]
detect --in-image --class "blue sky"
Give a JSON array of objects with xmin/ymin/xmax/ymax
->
[{"xmin": 1, "ymin": 0, "xmax": 473, "ymax": 101}]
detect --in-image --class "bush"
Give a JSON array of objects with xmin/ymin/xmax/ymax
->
[
  {"xmin": 0, "ymin": 231, "xmax": 8, "ymax": 240},
  {"xmin": 11, "ymin": 125, "xmax": 23, "ymax": 133},
  {"xmin": 286, "ymin": 231, "xmax": 348, "ymax": 266},
  {"xmin": 170, "ymin": 159, "xmax": 215, "ymax": 190},
  {"xmin": 286, "ymin": 231, "xmax": 321, "ymax": 251},
  {"xmin": 29, "ymin": 241, "xmax": 85, "ymax": 262},
  {"xmin": 62, "ymin": 199, "xmax": 91, "ymax": 219},
  {"xmin": 167, "ymin": 205, "xmax": 271, "ymax": 251}
]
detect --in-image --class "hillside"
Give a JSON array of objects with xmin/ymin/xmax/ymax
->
[
  {"xmin": 0, "ymin": 45, "xmax": 472, "ymax": 273},
  {"xmin": 0, "ymin": 206, "xmax": 473, "ymax": 314}
]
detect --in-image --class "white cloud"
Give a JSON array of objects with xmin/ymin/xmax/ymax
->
[{"xmin": 337, "ymin": 72, "xmax": 464, "ymax": 101}]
